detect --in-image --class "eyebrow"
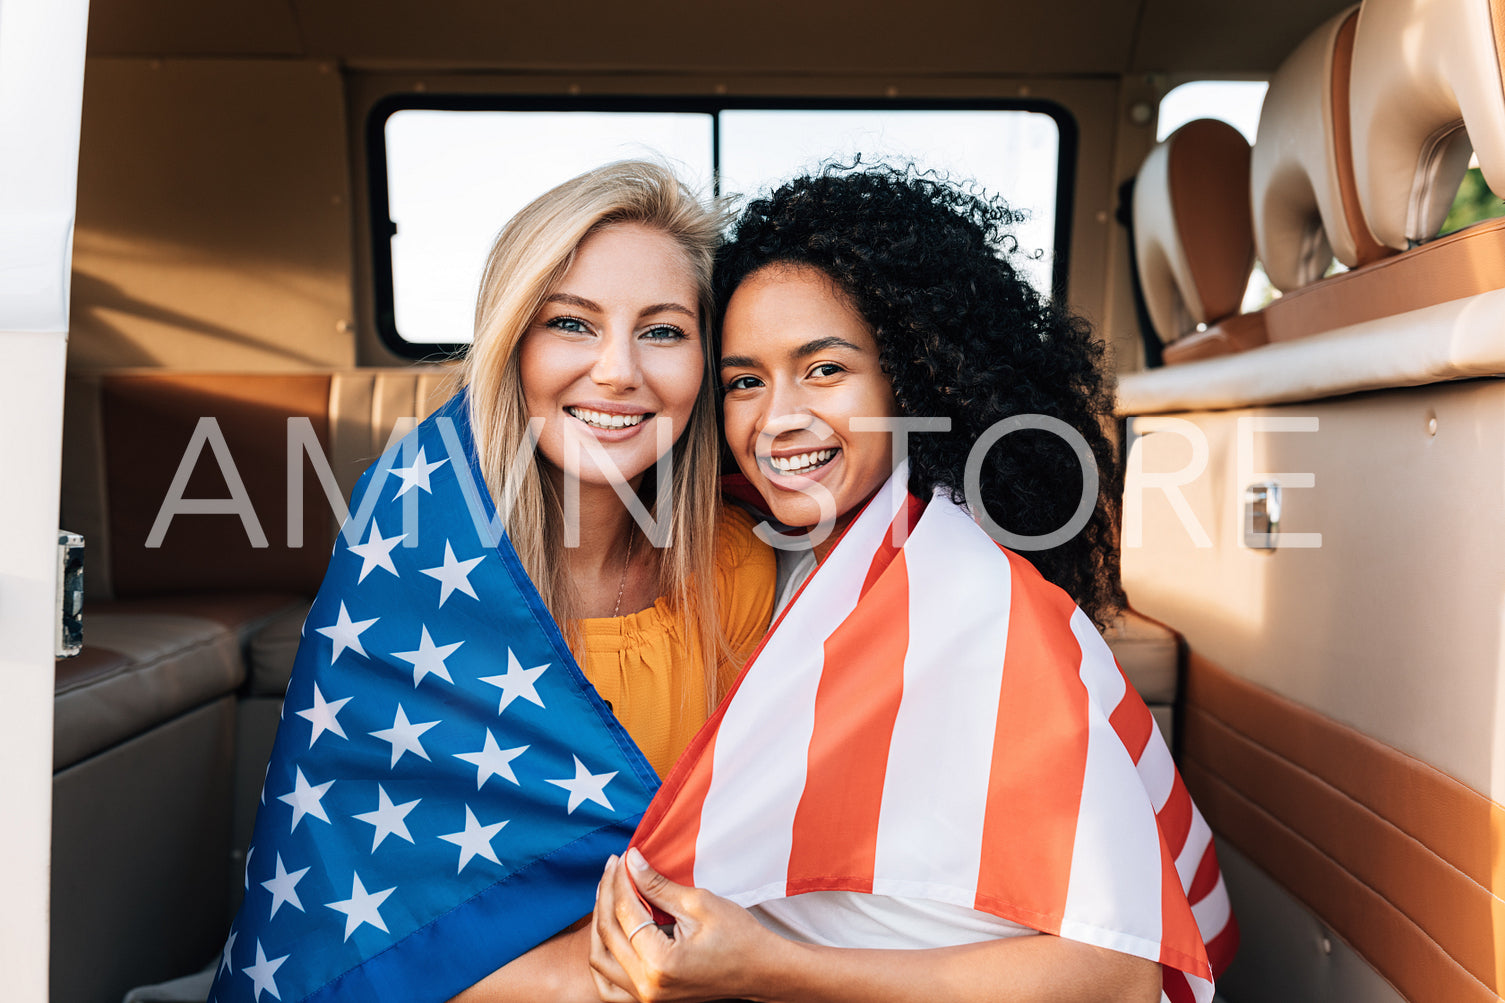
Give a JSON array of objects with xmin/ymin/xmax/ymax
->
[
  {"xmin": 545, "ymin": 293, "xmax": 695, "ymax": 320},
  {"xmin": 720, "ymin": 335, "xmax": 866, "ymax": 371}
]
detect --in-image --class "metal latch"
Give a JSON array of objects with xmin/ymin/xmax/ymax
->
[
  {"xmin": 1243, "ymin": 482, "xmax": 1281, "ymax": 550},
  {"xmin": 56, "ymin": 530, "xmax": 84, "ymax": 657}
]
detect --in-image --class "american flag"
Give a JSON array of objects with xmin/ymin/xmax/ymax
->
[
  {"xmin": 210, "ymin": 391, "xmax": 659, "ymax": 1003},
  {"xmin": 634, "ymin": 466, "xmax": 1237, "ymax": 1003}
]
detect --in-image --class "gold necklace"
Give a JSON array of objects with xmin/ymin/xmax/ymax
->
[{"xmin": 612, "ymin": 529, "xmax": 635, "ymax": 618}]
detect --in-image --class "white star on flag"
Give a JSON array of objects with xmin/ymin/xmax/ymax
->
[
  {"xmin": 347, "ymin": 518, "xmax": 406, "ymax": 583},
  {"xmin": 419, "ymin": 541, "xmax": 484, "ymax": 606},
  {"xmin": 352, "ymin": 785, "xmax": 421, "ymax": 851},
  {"xmin": 370, "ymin": 704, "xmax": 439, "ymax": 768},
  {"xmin": 325, "ymin": 871, "xmax": 396, "ymax": 941},
  {"xmin": 218, "ymin": 928, "xmax": 237, "ymax": 977},
  {"xmin": 438, "ymin": 805, "xmax": 509, "ymax": 873},
  {"xmin": 388, "ymin": 445, "xmax": 447, "ymax": 498},
  {"xmin": 545, "ymin": 755, "xmax": 617, "ymax": 814},
  {"xmin": 261, "ymin": 853, "xmax": 309, "ymax": 919},
  {"xmin": 392, "ymin": 625, "xmax": 463, "ymax": 688},
  {"xmin": 243, "ymin": 940, "xmax": 288, "ymax": 1002},
  {"xmin": 278, "ymin": 767, "xmax": 334, "ymax": 832},
  {"xmin": 454, "ymin": 730, "xmax": 528, "ymax": 789},
  {"xmin": 479, "ymin": 649, "xmax": 549, "ymax": 715},
  {"xmin": 295, "ymin": 683, "xmax": 351, "ymax": 748},
  {"xmin": 314, "ymin": 601, "xmax": 378, "ymax": 664}
]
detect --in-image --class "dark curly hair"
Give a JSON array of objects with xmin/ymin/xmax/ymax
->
[{"xmin": 714, "ymin": 164, "xmax": 1125, "ymax": 627}]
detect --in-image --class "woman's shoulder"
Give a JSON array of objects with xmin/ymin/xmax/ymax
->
[
  {"xmin": 712, "ymin": 503, "xmax": 777, "ymax": 649},
  {"xmin": 715, "ymin": 503, "xmax": 775, "ymax": 573}
]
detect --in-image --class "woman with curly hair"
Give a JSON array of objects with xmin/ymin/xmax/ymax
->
[{"xmin": 588, "ymin": 166, "xmax": 1234, "ymax": 1002}]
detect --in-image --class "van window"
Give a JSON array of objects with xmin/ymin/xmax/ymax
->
[
  {"xmin": 381, "ymin": 110, "xmax": 715, "ymax": 349},
  {"xmin": 1156, "ymin": 80, "xmax": 1267, "ymax": 143},
  {"xmin": 372, "ymin": 100, "xmax": 1072, "ymax": 356},
  {"xmin": 1438, "ymin": 161, "xmax": 1505, "ymax": 236}
]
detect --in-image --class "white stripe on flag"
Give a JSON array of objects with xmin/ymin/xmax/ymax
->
[
  {"xmin": 1191, "ymin": 873, "xmax": 1231, "ymax": 941},
  {"xmin": 872, "ymin": 497, "xmax": 1010, "ymax": 903},
  {"xmin": 693, "ymin": 474, "xmax": 906, "ymax": 904},
  {"xmin": 1176, "ymin": 806, "xmax": 1214, "ymax": 890},
  {"xmin": 1137, "ymin": 720, "xmax": 1177, "ymax": 812},
  {"xmin": 1063, "ymin": 610, "xmax": 1165, "ymax": 949}
]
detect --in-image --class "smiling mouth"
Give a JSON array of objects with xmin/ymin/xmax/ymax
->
[
  {"xmin": 566, "ymin": 407, "xmax": 650, "ymax": 430},
  {"xmin": 767, "ymin": 448, "xmax": 838, "ymax": 475}
]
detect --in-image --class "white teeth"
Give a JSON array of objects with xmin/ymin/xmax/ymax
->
[
  {"xmin": 568, "ymin": 407, "xmax": 647, "ymax": 430},
  {"xmin": 769, "ymin": 449, "xmax": 836, "ymax": 473}
]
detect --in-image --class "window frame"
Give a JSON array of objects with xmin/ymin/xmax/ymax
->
[{"xmin": 366, "ymin": 93, "xmax": 1079, "ymax": 359}]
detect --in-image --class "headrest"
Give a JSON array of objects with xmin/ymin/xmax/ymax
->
[
  {"xmin": 1350, "ymin": 0, "xmax": 1505, "ymax": 249},
  {"xmin": 1133, "ymin": 119, "xmax": 1254, "ymax": 345},
  {"xmin": 1250, "ymin": 5, "xmax": 1388, "ymax": 293}
]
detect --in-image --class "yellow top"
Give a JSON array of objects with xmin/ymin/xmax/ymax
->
[{"xmin": 577, "ymin": 506, "xmax": 775, "ymax": 778}]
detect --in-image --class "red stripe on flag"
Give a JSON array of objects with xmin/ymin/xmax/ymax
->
[
  {"xmin": 974, "ymin": 551, "xmax": 1090, "ymax": 928},
  {"xmin": 1162, "ymin": 970, "xmax": 1198, "ymax": 1003},
  {"xmin": 1158, "ymin": 818, "xmax": 1208, "ymax": 978},
  {"xmin": 1187, "ymin": 839, "xmax": 1221, "ymax": 903},
  {"xmin": 786, "ymin": 550, "xmax": 910, "ymax": 894},
  {"xmin": 1158, "ymin": 771, "xmax": 1194, "ymax": 859},
  {"xmin": 1203, "ymin": 911, "xmax": 1241, "ymax": 977},
  {"xmin": 1108, "ymin": 667, "xmax": 1155, "ymax": 764},
  {"xmin": 859, "ymin": 495, "xmax": 925, "ymax": 599}
]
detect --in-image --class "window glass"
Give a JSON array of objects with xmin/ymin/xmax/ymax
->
[
  {"xmin": 378, "ymin": 104, "xmax": 1068, "ymax": 351},
  {"xmin": 1439, "ymin": 160, "xmax": 1505, "ymax": 236},
  {"xmin": 719, "ymin": 110, "xmax": 1061, "ymax": 298},
  {"xmin": 1156, "ymin": 80, "xmax": 1267, "ymax": 143},
  {"xmin": 384, "ymin": 111, "xmax": 713, "ymax": 346}
]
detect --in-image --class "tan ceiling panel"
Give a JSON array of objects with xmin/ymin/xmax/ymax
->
[
  {"xmin": 86, "ymin": 0, "xmax": 304, "ymax": 56},
  {"xmin": 293, "ymin": 0, "xmax": 1139, "ymax": 74},
  {"xmin": 1130, "ymin": 0, "xmax": 1354, "ymax": 73}
]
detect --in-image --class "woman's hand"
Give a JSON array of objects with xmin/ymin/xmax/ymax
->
[
  {"xmin": 588, "ymin": 848, "xmax": 1161, "ymax": 1003},
  {"xmin": 589, "ymin": 847, "xmax": 786, "ymax": 1002}
]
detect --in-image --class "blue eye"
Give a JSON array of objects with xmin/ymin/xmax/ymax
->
[
  {"xmin": 546, "ymin": 315, "xmax": 590, "ymax": 334},
  {"xmin": 722, "ymin": 375, "xmax": 762, "ymax": 392},
  {"xmin": 642, "ymin": 324, "xmax": 687, "ymax": 341}
]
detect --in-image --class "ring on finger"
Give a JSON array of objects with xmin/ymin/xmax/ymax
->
[{"xmin": 625, "ymin": 919, "xmax": 656, "ymax": 941}]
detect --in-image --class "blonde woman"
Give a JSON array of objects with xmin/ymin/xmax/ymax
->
[{"xmin": 211, "ymin": 162, "xmax": 773, "ymax": 1003}]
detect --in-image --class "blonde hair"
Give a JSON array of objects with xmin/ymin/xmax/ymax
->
[{"xmin": 461, "ymin": 160, "xmax": 726, "ymax": 707}]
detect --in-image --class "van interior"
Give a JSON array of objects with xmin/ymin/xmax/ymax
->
[{"xmin": 7, "ymin": 0, "xmax": 1505, "ymax": 1000}]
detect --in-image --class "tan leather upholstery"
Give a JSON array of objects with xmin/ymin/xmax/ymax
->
[
  {"xmin": 1185, "ymin": 654, "xmax": 1505, "ymax": 1003},
  {"xmin": 1134, "ymin": 119, "xmax": 1255, "ymax": 344},
  {"xmin": 1123, "ymin": 379, "xmax": 1505, "ymax": 999},
  {"xmin": 328, "ymin": 366, "xmax": 453, "ymax": 504},
  {"xmin": 1215, "ymin": 841, "xmax": 1407, "ymax": 1003},
  {"xmin": 1250, "ymin": 6, "xmax": 1389, "ymax": 292},
  {"xmin": 1350, "ymin": 0, "xmax": 1505, "ymax": 250},
  {"xmin": 1159, "ymin": 311, "xmax": 1269, "ymax": 366},
  {"xmin": 1117, "ymin": 285, "xmax": 1505, "ymax": 415}
]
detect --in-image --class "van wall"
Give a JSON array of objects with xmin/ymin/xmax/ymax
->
[
  {"xmin": 67, "ymin": 57, "xmax": 1147, "ymax": 375},
  {"xmin": 70, "ymin": 58, "xmax": 356, "ymax": 372}
]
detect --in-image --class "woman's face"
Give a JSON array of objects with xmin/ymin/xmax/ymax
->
[
  {"xmin": 519, "ymin": 222, "xmax": 705, "ymax": 490},
  {"xmin": 719, "ymin": 264, "xmax": 900, "ymax": 529}
]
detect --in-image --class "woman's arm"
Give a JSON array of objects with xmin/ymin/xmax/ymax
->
[
  {"xmin": 590, "ymin": 850, "xmax": 1162, "ymax": 1003},
  {"xmin": 448, "ymin": 920, "xmax": 600, "ymax": 1003}
]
